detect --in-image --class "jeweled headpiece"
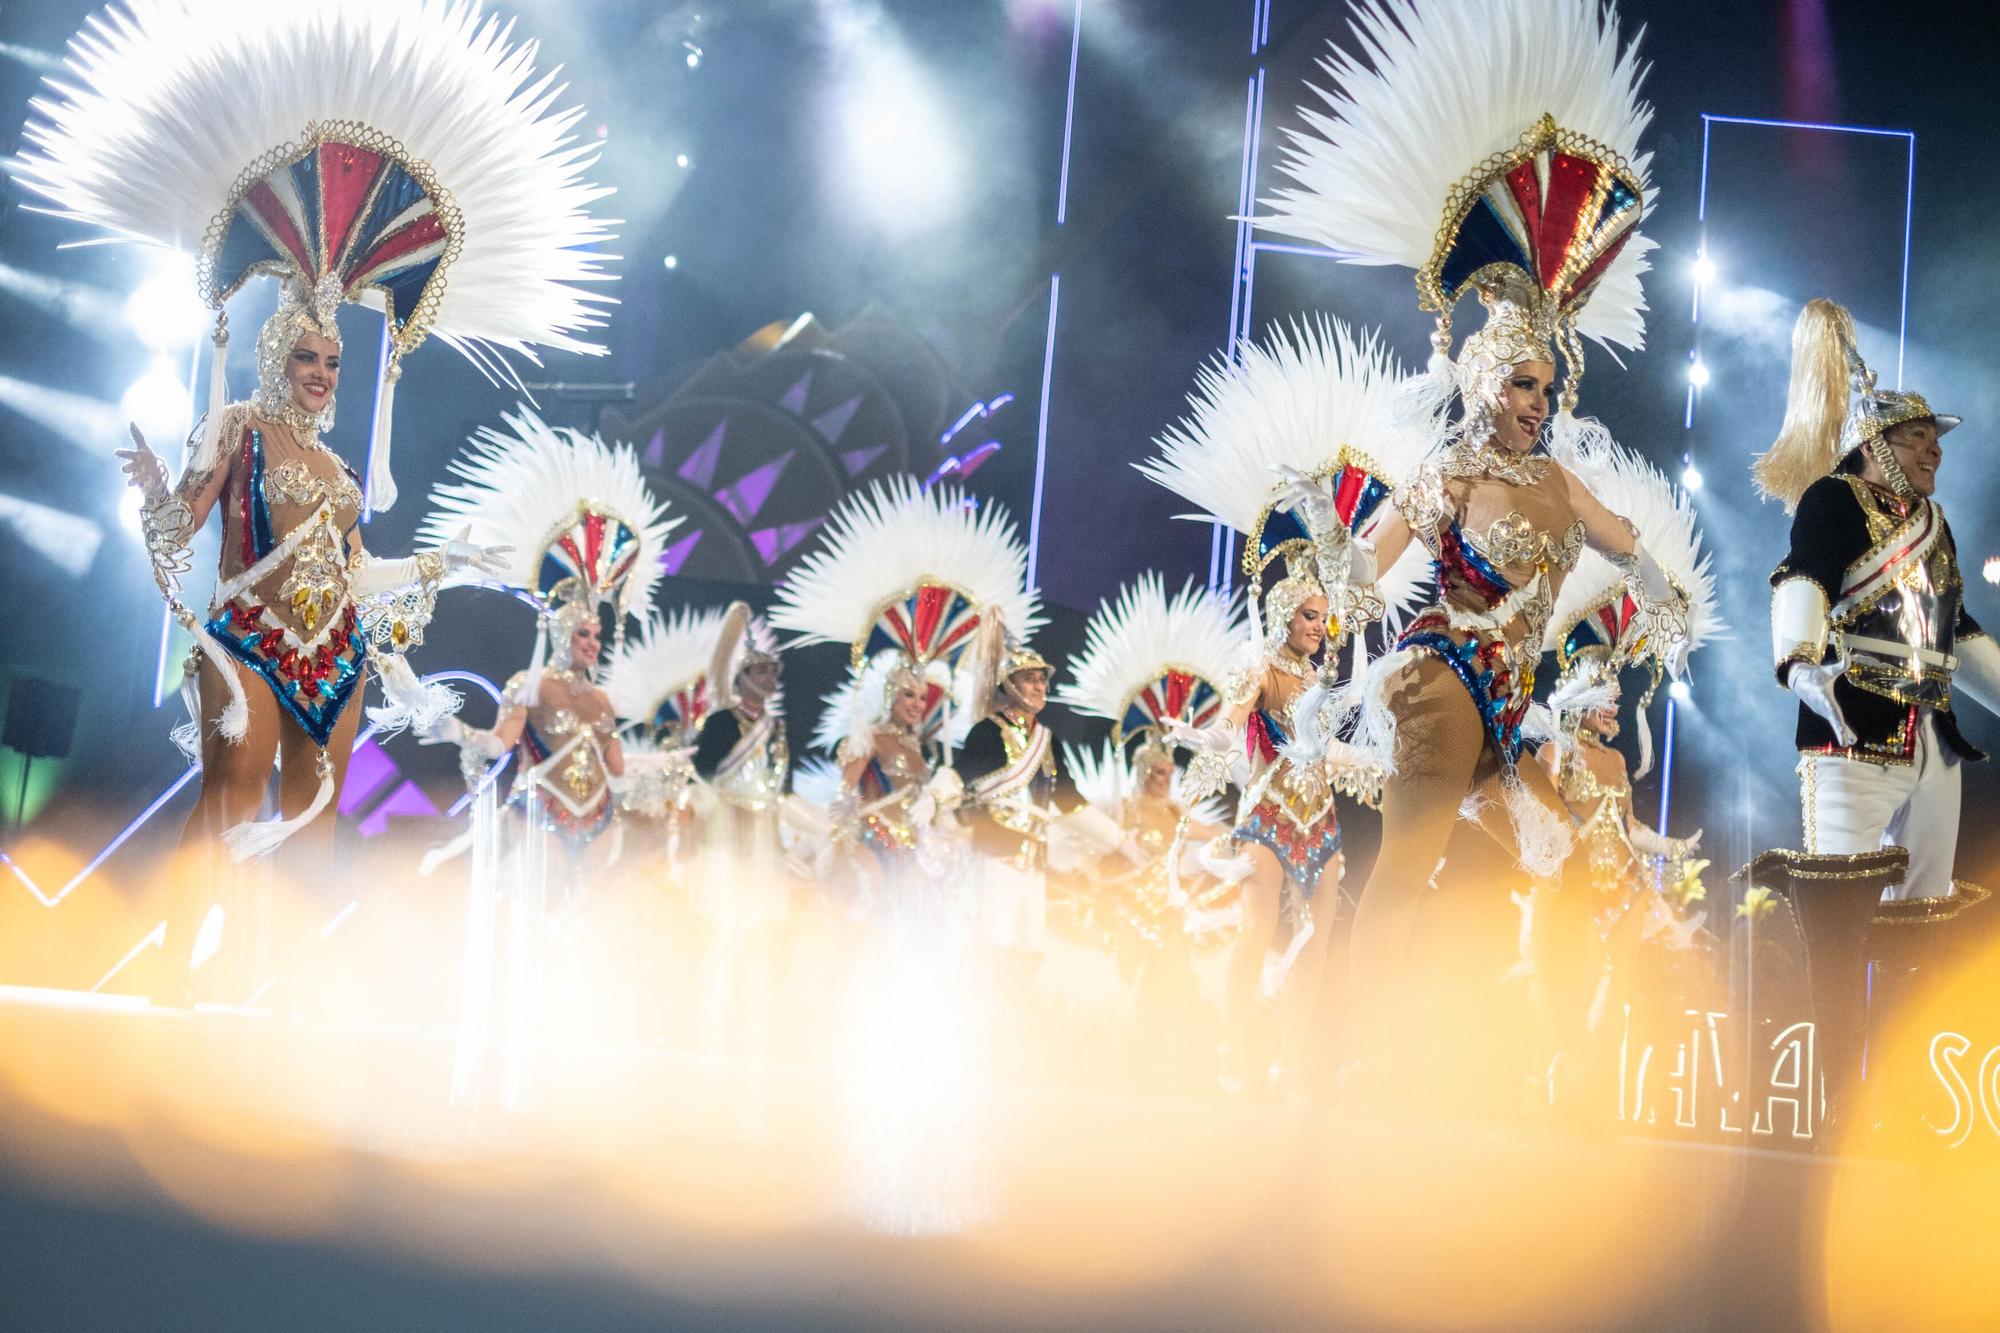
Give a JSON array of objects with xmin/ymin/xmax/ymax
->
[
  {"xmin": 17, "ymin": 0, "xmax": 617, "ymax": 509},
  {"xmin": 1256, "ymin": 0, "xmax": 1657, "ymax": 414}
]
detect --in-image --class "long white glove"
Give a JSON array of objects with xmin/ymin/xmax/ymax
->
[
  {"xmin": 1613, "ymin": 543, "xmax": 1693, "ymax": 681},
  {"xmin": 350, "ymin": 525, "xmax": 512, "ymax": 596},
  {"xmin": 1787, "ymin": 656, "xmax": 1856, "ymax": 747},
  {"xmin": 1165, "ymin": 717, "xmax": 1235, "ymax": 804}
]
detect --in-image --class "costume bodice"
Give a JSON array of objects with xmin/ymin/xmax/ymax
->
[{"xmin": 218, "ymin": 419, "xmax": 364, "ymax": 641}]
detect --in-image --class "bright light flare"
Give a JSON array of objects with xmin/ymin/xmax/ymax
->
[
  {"xmin": 1983, "ymin": 555, "xmax": 1998, "ymax": 585},
  {"xmin": 1668, "ymin": 680, "xmax": 1692, "ymax": 704},
  {"xmin": 121, "ymin": 357, "xmax": 192, "ymax": 447},
  {"xmin": 1687, "ymin": 360, "xmax": 1711, "ymax": 388},
  {"xmin": 123, "ymin": 251, "xmax": 204, "ymax": 350},
  {"xmin": 1690, "ymin": 252, "xmax": 1717, "ymax": 287},
  {"xmin": 1681, "ymin": 464, "xmax": 1704, "ymax": 492},
  {"xmin": 835, "ymin": 50, "xmax": 964, "ymax": 234},
  {"xmin": 0, "ymin": 493, "xmax": 105, "ymax": 575}
]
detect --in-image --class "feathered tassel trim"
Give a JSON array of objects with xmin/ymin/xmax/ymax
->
[
  {"xmin": 1752, "ymin": 298, "xmax": 1856, "ymax": 510},
  {"xmin": 1260, "ymin": 904, "xmax": 1316, "ymax": 999},
  {"xmin": 191, "ymin": 319, "xmax": 230, "ymax": 476},
  {"xmin": 194, "ymin": 626, "xmax": 250, "ymax": 743},
  {"xmin": 171, "ymin": 672, "xmax": 204, "ymax": 765},
  {"xmin": 223, "ymin": 747, "xmax": 334, "ymax": 862},
  {"xmin": 366, "ymin": 654, "xmax": 463, "ymax": 738},
  {"xmin": 1501, "ymin": 776, "xmax": 1573, "ymax": 880},
  {"xmin": 367, "ymin": 357, "xmax": 400, "ymax": 513}
]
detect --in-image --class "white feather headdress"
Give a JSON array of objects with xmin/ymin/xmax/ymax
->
[
  {"xmin": 1137, "ymin": 317, "xmax": 1433, "ymax": 621},
  {"xmin": 769, "ymin": 476, "xmax": 1044, "ymax": 667},
  {"xmin": 605, "ymin": 604, "xmax": 778, "ymax": 739},
  {"xmin": 419, "ymin": 406, "xmax": 677, "ymax": 618},
  {"xmin": 1056, "ymin": 574, "xmax": 1244, "ymax": 747},
  {"xmin": 1255, "ymin": 0, "xmax": 1656, "ymax": 369},
  {"xmin": 15, "ymin": 0, "xmax": 617, "ymax": 507},
  {"xmin": 1543, "ymin": 436, "xmax": 1724, "ymax": 774}
]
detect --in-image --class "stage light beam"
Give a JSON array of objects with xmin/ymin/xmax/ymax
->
[
  {"xmin": 120, "ymin": 358, "xmax": 192, "ymax": 448},
  {"xmin": 835, "ymin": 48, "xmax": 964, "ymax": 233},
  {"xmin": 123, "ymin": 251, "xmax": 204, "ymax": 350},
  {"xmin": 1681, "ymin": 464, "xmax": 1704, "ymax": 492},
  {"xmin": 1690, "ymin": 253, "xmax": 1717, "ymax": 287},
  {"xmin": 1687, "ymin": 360, "xmax": 1711, "ymax": 388}
]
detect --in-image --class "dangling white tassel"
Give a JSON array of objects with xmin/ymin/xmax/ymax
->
[
  {"xmin": 366, "ymin": 351, "xmax": 402, "ymax": 514},
  {"xmin": 519, "ymin": 618, "xmax": 549, "ymax": 707},
  {"xmin": 223, "ymin": 747, "xmax": 335, "ymax": 862},
  {"xmin": 1632, "ymin": 695, "xmax": 1657, "ymax": 780},
  {"xmin": 190, "ymin": 311, "xmax": 230, "ymax": 475},
  {"xmin": 1260, "ymin": 904, "xmax": 1315, "ymax": 998},
  {"xmin": 366, "ymin": 653, "xmax": 463, "ymax": 737},
  {"xmin": 172, "ymin": 669, "xmax": 204, "ymax": 765},
  {"xmin": 192, "ymin": 625, "xmax": 250, "ymax": 742}
]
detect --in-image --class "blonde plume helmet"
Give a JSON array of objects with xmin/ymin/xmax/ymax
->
[{"xmin": 1752, "ymin": 299, "xmax": 1860, "ymax": 511}]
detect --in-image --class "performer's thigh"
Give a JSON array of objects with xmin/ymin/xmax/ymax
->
[
  {"xmin": 1884, "ymin": 751, "xmax": 1961, "ymax": 901},
  {"xmin": 1367, "ymin": 657, "xmax": 1487, "ymax": 892},
  {"xmin": 1799, "ymin": 753, "xmax": 1911, "ymax": 855},
  {"xmin": 1467, "ymin": 749, "xmax": 1572, "ymax": 879},
  {"xmin": 193, "ymin": 658, "xmax": 281, "ymax": 826}
]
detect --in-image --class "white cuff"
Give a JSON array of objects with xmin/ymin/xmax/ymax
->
[{"xmin": 1772, "ymin": 577, "xmax": 1830, "ymax": 681}]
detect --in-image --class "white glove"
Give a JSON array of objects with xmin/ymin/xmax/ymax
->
[
  {"xmin": 1165, "ymin": 717, "xmax": 1232, "ymax": 755},
  {"xmin": 1348, "ymin": 535, "xmax": 1379, "ymax": 586},
  {"xmin": 441, "ymin": 525, "xmax": 513, "ymax": 577},
  {"xmin": 1788, "ymin": 657, "xmax": 1856, "ymax": 747},
  {"xmin": 1270, "ymin": 464, "xmax": 1339, "ymax": 538}
]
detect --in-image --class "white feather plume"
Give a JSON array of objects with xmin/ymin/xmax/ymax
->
[
  {"xmin": 1056, "ymin": 573, "xmax": 1244, "ymax": 732},
  {"xmin": 1544, "ymin": 433, "xmax": 1725, "ymax": 657},
  {"xmin": 605, "ymin": 604, "xmax": 777, "ymax": 730},
  {"xmin": 418, "ymin": 405, "xmax": 678, "ymax": 613},
  {"xmin": 14, "ymin": 0, "xmax": 617, "ymax": 363},
  {"xmin": 1063, "ymin": 739, "xmax": 1131, "ymax": 823},
  {"xmin": 1137, "ymin": 316, "xmax": 1433, "ymax": 619},
  {"xmin": 790, "ymin": 756, "xmax": 845, "ymax": 809},
  {"xmin": 769, "ymin": 476, "xmax": 1043, "ymax": 659},
  {"xmin": 1255, "ymin": 0, "xmax": 1654, "ymax": 352}
]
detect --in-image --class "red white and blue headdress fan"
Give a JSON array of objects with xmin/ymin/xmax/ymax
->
[
  {"xmin": 1542, "ymin": 437, "xmax": 1724, "ymax": 775},
  {"xmin": 15, "ymin": 0, "xmax": 617, "ymax": 510},
  {"xmin": 1138, "ymin": 317, "xmax": 1434, "ymax": 637},
  {"xmin": 771, "ymin": 476, "xmax": 1044, "ymax": 758},
  {"xmin": 419, "ymin": 407, "xmax": 678, "ymax": 705},
  {"xmin": 1056, "ymin": 574, "xmax": 1243, "ymax": 751},
  {"xmin": 1256, "ymin": 0, "xmax": 1656, "ymax": 413},
  {"xmin": 809, "ymin": 651, "xmax": 957, "ymax": 758}
]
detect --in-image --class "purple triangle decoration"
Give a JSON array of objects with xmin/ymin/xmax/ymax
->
[
  {"xmin": 714, "ymin": 449, "xmax": 794, "ymax": 524},
  {"xmin": 749, "ymin": 516, "xmax": 827, "ymax": 565},
  {"xmin": 358, "ymin": 779, "xmax": 441, "ymax": 838},
  {"xmin": 809, "ymin": 395, "xmax": 863, "ymax": 443},
  {"xmin": 337, "ymin": 738, "xmax": 397, "ymax": 816},
  {"xmin": 678, "ymin": 419, "xmax": 726, "ymax": 488},
  {"xmin": 659, "ymin": 529, "xmax": 704, "ymax": 575},
  {"xmin": 779, "ymin": 370, "xmax": 813, "ymax": 415},
  {"xmin": 839, "ymin": 445, "xmax": 887, "ymax": 477},
  {"xmin": 644, "ymin": 427, "xmax": 666, "ymax": 468}
]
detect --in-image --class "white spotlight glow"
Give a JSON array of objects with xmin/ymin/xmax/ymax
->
[
  {"xmin": 1668, "ymin": 680, "xmax": 1692, "ymax": 705},
  {"xmin": 0, "ymin": 493, "xmax": 104, "ymax": 575},
  {"xmin": 1687, "ymin": 360, "xmax": 1711, "ymax": 388},
  {"xmin": 123, "ymin": 251, "xmax": 204, "ymax": 350},
  {"xmin": 117, "ymin": 486, "xmax": 144, "ymax": 539},
  {"xmin": 837, "ymin": 51, "xmax": 963, "ymax": 233},
  {"xmin": 1681, "ymin": 464, "xmax": 1704, "ymax": 492},
  {"xmin": 675, "ymin": 153, "xmax": 691, "ymax": 169},
  {"xmin": 1691, "ymin": 253, "xmax": 1717, "ymax": 287},
  {"xmin": 662, "ymin": 255, "xmax": 679, "ymax": 271},
  {"xmin": 1984, "ymin": 555, "xmax": 1999, "ymax": 585},
  {"xmin": 121, "ymin": 358, "xmax": 192, "ymax": 447}
]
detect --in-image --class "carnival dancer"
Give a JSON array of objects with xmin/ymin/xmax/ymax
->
[
  {"xmin": 1536, "ymin": 443, "xmax": 1722, "ymax": 1037},
  {"xmin": 1250, "ymin": 0, "xmax": 1694, "ymax": 1098},
  {"xmin": 604, "ymin": 605, "xmax": 779, "ymax": 873},
  {"xmin": 417, "ymin": 410, "xmax": 675, "ymax": 1108},
  {"xmin": 1750, "ymin": 298, "xmax": 2000, "ymax": 1116},
  {"xmin": 1140, "ymin": 318, "xmax": 1423, "ymax": 1094},
  {"xmin": 23, "ymin": 1, "xmax": 615, "ymax": 997},
  {"xmin": 771, "ymin": 477, "xmax": 1039, "ymax": 1229},
  {"xmin": 771, "ymin": 476, "xmax": 1046, "ymax": 900},
  {"xmin": 1054, "ymin": 574, "xmax": 1242, "ymax": 1060}
]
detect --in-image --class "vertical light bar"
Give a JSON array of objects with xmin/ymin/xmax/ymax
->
[
  {"xmin": 361, "ymin": 316, "xmax": 391, "ymax": 522},
  {"xmin": 1025, "ymin": 273, "xmax": 1060, "ymax": 592},
  {"xmin": 1055, "ymin": 0, "xmax": 1084, "ymax": 226},
  {"xmin": 1898, "ymin": 133, "xmax": 1915, "ymax": 385}
]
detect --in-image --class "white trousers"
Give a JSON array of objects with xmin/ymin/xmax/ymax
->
[{"xmin": 1799, "ymin": 713, "xmax": 1961, "ymax": 901}]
